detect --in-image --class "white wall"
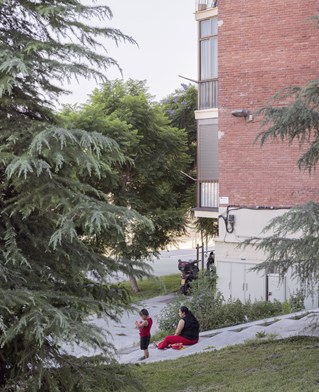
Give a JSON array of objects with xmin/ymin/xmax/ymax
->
[{"xmin": 215, "ymin": 208, "xmax": 319, "ymax": 310}]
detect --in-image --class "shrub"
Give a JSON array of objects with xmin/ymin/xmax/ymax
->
[
  {"xmin": 158, "ymin": 296, "xmax": 184, "ymax": 333},
  {"xmin": 246, "ymin": 300, "xmax": 283, "ymax": 321},
  {"xmin": 158, "ymin": 274, "xmax": 288, "ymax": 334},
  {"xmin": 186, "ymin": 272, "xmax": 223, "ymax": 330},
  {"xmin": 221, "ymin": 299, "xmax": 247, "ymax": 327},
  {"xmin": 289, "ymin": 290, "xmax": 305, "ymax": 312},
  {"xmin": 282, "ymin": 300, "xmax": 291, "ymax": 314}
]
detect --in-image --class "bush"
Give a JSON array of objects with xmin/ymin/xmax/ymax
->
[
  {"xmin": 221, "ymin": 299, "xmax": 247, "ymax": 327},
  {"xmin": 282, "ymin": 300, "xmax": 291, "ymax": 314},
  {"xmin": 246, "ymin": 299, "xmax": 283, "ymax": 320},
  {"xmin": 289, "ymin": 290, "xmax": 305, "ymax": 312},
  {"xmin": 158, "ymin": 274, "xmax": 289, "ymax": 334},
  {"xmin": 187, "ymin": 272, "xmax": 222, "ymax": 330},
  {"xmin": 158, "ymin": 296, "xmax": 183, "ymax": 333}
]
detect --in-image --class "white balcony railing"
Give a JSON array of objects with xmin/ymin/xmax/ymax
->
[
  {"xmin": 196, "ymin": 0, "xmax": 218, "ymax": 12},
  {"xmin": 199, "ymin": 79, "xmax": 218, "ymax": 109},
  {"xmin": 200, "ymin": 181, "xmax": 219, "ymax": 208}
]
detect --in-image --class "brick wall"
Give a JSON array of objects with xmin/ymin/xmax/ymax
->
[{"xmin": 218, "ymin": 0, "xmax": 319, "ymax": 206}]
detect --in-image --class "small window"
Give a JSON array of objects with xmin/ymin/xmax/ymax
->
[{"xmin": 200, "ymin": 18, "xmax": 218, "ymax": 38}]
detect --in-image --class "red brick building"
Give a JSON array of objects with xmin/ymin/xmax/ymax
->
[{"xmin": 194, "ymin": 0, "xmax": 319, "ymax": 307}]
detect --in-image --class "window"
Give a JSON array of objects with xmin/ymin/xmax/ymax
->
[
  {"xmin": 199, "ymin": 17, "xmax": 218, "ymax": 109},
  {"xmin": 198, "ymin": 118, "xmax": 218, "ymax": 209},
  {"xmin": 200, "ymin": 18, "xmax": 218, "ymax": 79}
]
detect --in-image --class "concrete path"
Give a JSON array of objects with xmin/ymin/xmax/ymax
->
[
  {"xmin": 62, "ymin": 290, "xmax": 319, "ymax": 364},
  {"xmin": 62, "ymin": 293, "xmax": 176, "ymax": 358},
  {"xmin": 109, "ymin": 293, "xmax": 175, "ymax": 352},
  {"xmin": 118, "ymin": 308, "xmax": 319, "ymax": 364}
]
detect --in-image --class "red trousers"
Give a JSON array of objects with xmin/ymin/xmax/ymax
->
[{"xmin": 157, "ymin": 335, "xmax": 198, "ymax": 349}]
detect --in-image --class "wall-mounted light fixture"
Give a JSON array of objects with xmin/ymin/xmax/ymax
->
[{"xmin": 231, "ymin": 109, "xmax": 254, "ymax": 122}]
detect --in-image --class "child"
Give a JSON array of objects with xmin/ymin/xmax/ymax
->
[{"xmin": 135, "ymin": 308, "xmax": 153, "ymax": 361}]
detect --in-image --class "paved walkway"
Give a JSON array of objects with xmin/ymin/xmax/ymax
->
[
  {"xmin": 62, "ymin": 294, "xmax": 176, "ymax": 358},
  {"xmin": 62, "ymin": 293, "xmax": 319, "ymax": 364},
  {"xmin": 118, "ymin": 307, "xmax": 319, "ymax": 364}
]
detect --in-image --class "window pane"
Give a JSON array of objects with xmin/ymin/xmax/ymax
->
[
  {"xmin": 201, "ymin": 17, "xmax": 218, "ymax": 38},
  {"xmin": 200, "ymin": 20, "xmax": 211, "ymax": 38},
  {"xmin": 201, "ymin": 39, "xmax": 211, "ymax": 79},
  {"xmin": 201, "ymin": 37, "xmax": 218, "ymax": 79},
  {"xmin": 211, "ymin": 18, "xmax": 218, "ymax": 35},
  {"xmin": 212, "ymin": 37, "xmax": 218, "ymax": 78}
]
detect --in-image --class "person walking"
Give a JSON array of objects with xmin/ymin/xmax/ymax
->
[
  {"xmin": 135, "ymin": 308, "xmax": 153, "ymax": 360},
  {"xmin": 155, "ymin": 306, "xmax": 199, "ymax": 349}
]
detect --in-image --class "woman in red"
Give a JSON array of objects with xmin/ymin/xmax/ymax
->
[{"xmin": 156, "ymin": 306, "xmax": 199, "ymax": 349}]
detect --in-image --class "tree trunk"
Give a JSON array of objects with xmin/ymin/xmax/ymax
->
[{"xmin": 129, "ymin": 275, "xmax": 140, "ymax": 293}]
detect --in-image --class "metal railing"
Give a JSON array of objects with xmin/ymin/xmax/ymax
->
[
  {"xmin": 200, "ymin": 181, "xmax": 219, "ymax": 208},
  {"xmin": 199, "ymin": 79, "xmax": 218, "ymax": 109},
  {"xmin": 196, "ymin": 0, "xmax": 218, "ymax": 11}
]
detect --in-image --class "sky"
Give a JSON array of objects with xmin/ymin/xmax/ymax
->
[{"xmin": 60, "ymin": 0, "xmax": 197, "ymax": 105}]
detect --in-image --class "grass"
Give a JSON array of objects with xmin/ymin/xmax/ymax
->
[
  {"xmin": 121, "ymin": 273, "xmax": 180, "ymax": 301},
  {"xmin": 126, "ymin": 337, "xmax": 319, "ymax": 392}
]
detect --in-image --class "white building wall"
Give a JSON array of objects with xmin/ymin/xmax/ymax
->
[{"xmin": 216, "ymin": 207, "xmax": 319, "ymax": 310}]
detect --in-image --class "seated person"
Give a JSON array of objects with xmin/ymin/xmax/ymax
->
[{"xmin": 156, "ymin": 306, "xmax": 199, "ymax": 349}]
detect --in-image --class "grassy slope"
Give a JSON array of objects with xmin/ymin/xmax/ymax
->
[
  {"xmin": 127, "ymin": 337, "xmax": 319, "ymax": 392},
  {"xmin": 121, "ymin": 273, "xmax": 180, "ymax": 301}
]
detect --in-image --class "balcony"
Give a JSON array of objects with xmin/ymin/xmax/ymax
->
[
  {"xmin": 200, "ymin": 181, "xmax": 219, "ymax": 209},
  {"xmin": 196, "ymin": 0, "xmax": 218, "ymax": 12},
  {"xmin": 199, "ymin": 79, "xmax": 218, "ymax": 109}
]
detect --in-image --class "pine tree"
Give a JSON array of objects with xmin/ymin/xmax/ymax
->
[
  {"xmin": 0, "ymin": 1, "xmax": 147, "ymax": 390},
  {"xmin": 246, "ymin": 16, "xmax": 319, "ymax": 289}
]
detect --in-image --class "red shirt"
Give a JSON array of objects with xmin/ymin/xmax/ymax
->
[{"xmin": 139, "ymin": 317, "xmax": 153, "ymax": 337}]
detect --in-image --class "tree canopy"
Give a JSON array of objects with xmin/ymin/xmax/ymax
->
[
  {"xmin": 61, "ymin": 79, "xmax": 191, "ymax": 290},
  {"xmin": 0, "ymin": 1, "xmax": 146, "ymax": 390}
]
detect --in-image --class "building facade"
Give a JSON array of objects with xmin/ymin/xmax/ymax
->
[{"xmin": 194, "ymin": 0, "xmax": 319, "ymax": 308}]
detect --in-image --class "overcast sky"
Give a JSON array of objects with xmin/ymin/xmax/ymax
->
[{"xmin": 60, "ymin": 0, "xmax": 197, "ymax": 105}]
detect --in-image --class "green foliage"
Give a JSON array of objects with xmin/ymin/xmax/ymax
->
[
  {"xmin": 282, "ymin": 300, "xmax": 291, "ymax": 315},
  {"xmin": 0, "ymin": 0, "xmax": 136, "ymax": 103},
  {"xmin": 246, "ymin": 299, "xmax": 283, "ymax": 321},
  {"xmin": 257, "ymin": 78, "xmax": 319, "ymax": 173},
  {"xmin": 158, "ymin": 275, "xmax": 286, "ymax": 334},
  {"xmin": 158, "ymin": 272, "xmax": 219, "ymax": 333},
  {"xmin": 129, "ymin": 337, "xmax": 319, "ymax": 392},
  {"xmin": 195, "ymin": 217, "xmax": 219, "ymax": 244},
  {"xmin": 161, "ymin": 84, "xmax": 197, "ymax": 168},
  {"xmin": 121, "ymin": 273, "xmax": 180, "ymax": 300},
  {"xmin": 245, "ymin": 202, "xmax": 319, "ymax": 288},
  {"xmin": 160, "ymin": 84, "xmax": 197, "ymax": 210},
  {"xmin": 289, "ymin": 290, "xmax": 305, "ymax": 312},
  {"xmin": 61, "ymin": 80, "xmax": 190, "ymax": 267},
  {"xmin": 12, "ymin": 356, "xmax": 141, "ymax": 392},
  {"xmin": 0, "ymin": 0, "xmax": 145, "ymax": 389},
  {"xmin": 255, "ymin": 330, "xmax": 266, "ymax": 338},
  {"xmin": 157, "ymin": 294, "xmax": 183, "ymax": 334}
]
